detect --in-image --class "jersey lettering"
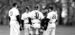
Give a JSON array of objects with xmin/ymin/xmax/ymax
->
[{"xmin": 35, "ymin": 12, "xmax": 39, "ymax": 19}]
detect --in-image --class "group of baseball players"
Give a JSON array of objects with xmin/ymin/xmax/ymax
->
[{"xmin": 8, "ymin": 3, "xmax": 58, "ymax": 35}]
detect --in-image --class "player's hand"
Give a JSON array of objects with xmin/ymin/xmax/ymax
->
[{"xmin": 20, "ymin": 24, "xmax": 23, "ymax": 31}]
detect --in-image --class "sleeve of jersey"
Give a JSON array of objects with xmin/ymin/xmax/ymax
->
[
  {"xmin": 8, "ymin": 11, "xmax": 11, "ymax": 17},
  {"xmin": 8, "ymin": 10, "xmax": 11, "ymax": 21},
  {"xmin": 21, "ymin": 14, "xmax": 24, "ymax": 20},
  {"xmin": 28, "ymin": 12, "xmax": 32, "ymax": 18},
  {"xmin": 28, "ymin": 12, "xmax": 35, "ymax": 19},
  {"xmin": 47, "ymin": 13, "xmax": 51, "ymax": 19},
  {"xmin": 21, "ymin": 13, "xmax": 30, "ymax": 20},
  {"xmin": 15, "ymin": 9, "xmax": 20, "ymax": 16},
  {"xmin": 9, "ymin": 10, "xmax": 13, "ymax": 17},
  {"xmin": 39, "ymin": 12, "xmax": 44, "ymax": 19},
  {"xmin": 21, "ymin": 14, "xmax": 27, "ymax": 20}
]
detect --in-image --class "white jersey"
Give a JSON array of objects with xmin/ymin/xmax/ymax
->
[
  {"xmin": 29, "ymin": 10, "xmax": 44, "ymax": 19},
  {"xmin": 9, "ymin": 7, "xmax": 20, "ymax": 21},
  {"xmin": 21, "ymin": 12, "xmax": 30, "ymax": 23},
  {"xmin": 29, "ymin": 10, "xmax": 44, "ymax": 28},
  {"xmin": 47, "ymin": 11, "xmax": 58, "ymax": 23}
]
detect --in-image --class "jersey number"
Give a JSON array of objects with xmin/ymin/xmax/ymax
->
[
  {"xmin": 52, "ymin": 14, "xmax": 56, "ymax": 19},
  {"xmin": 10, "ymin": 11, "xmax": 13, "ymax": 16}
]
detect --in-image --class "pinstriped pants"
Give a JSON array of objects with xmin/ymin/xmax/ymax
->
[{"xmin": 10, "ymin": 21, "xmax": 20, "ymax": 35}]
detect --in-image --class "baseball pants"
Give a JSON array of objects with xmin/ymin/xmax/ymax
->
[
  {"xmin": 10, "ymin": 21, "xmax": 20, "ymax": 35},
  {"xmin": 43, "ymin": 22, "xmax": 56, "ymax": 35}
]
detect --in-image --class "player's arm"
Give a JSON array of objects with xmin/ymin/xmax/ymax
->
[
  {"xmin": 28, "ymin": 17, "xmax": 32, "ymax": 25},
  {"xmin": 8, "ymin": 11, "xmax": 10, "ymax": 21},
  {"xmin": 41, "ymin": 17, "xmax": 50, "ymax": 30},
  {"xmin": 8, "ymin": 10, "xmax": 13, "ymax": 28},
  {"xmin": 8, "ymin": 10, "xmax": 13, "ymax": 21},
  {"xmin": 46, "ymin": 13, "xmax": 50, "ymax": 21},
  {"xmin": 8, "ymin": 16, "xmax": 10, "ymax": 21},
  {"xmin": 41, "ymin": 15, "xmax": 50, "ymax": 31},
  {"xmin": 38, "ymin": 12, "xmax": 45, "ymax": 20},
  {"xmin": 21, "ymin": 14, "xmax": 24, "ymax": 20},
  {"xmin": 7, "ymin": 15, "xmax": 10, "ymax": 28},
  {"xmin": 16, "ymin": 15, "xmax": 21, "ymax": 24},
  {"xmin": 16, "ymin": 10, "xmax": 21, "ymax": 24}
]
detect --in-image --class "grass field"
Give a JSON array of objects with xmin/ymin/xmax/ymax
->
[{"xmin": 0, "ymin": 25, "xmax": 75, "ymax": 35}]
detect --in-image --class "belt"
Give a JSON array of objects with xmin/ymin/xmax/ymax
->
[{"xmin": 48, "ymin": 22, "xmax": 55, "ymax": 24}]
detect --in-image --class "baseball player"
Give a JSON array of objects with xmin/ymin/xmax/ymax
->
[
  {"xmin": 21, "ymin": 7, "xmax": 31, "ymax": 35},
  {"xmin": 9, "ymin": 3, "xmax": 20, "ymax": 35},
  {"xmin": 43, "ymin": 7, "xmax": 58, "ymax": 35},
  {"xmin": 29, "ymin": 6, "xmax": 44, "ymax": 35}
]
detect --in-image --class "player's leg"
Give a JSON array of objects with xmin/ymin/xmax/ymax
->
[
  {"xmin": 10, "ymin": 23, "xmax": 13, "ymax": 35},
  {"xmin": 27, "ymin": 24, "xmax": 31, "ymax": 35},
  {"xmin": 35, "ymin": 23, "xmax": 40, "ymax": 35},
  {"xmin": 16, "ymin": 23, "xmax": 20, "ymax": 35},
  {"xmin": 51, "ymin": 23, "xmax": 56, "ymax": 35},
  {"xmin": 35, "ymin": 29, "xmax": 39, "ymax": 35},
  {"xmin": 46, "ymin": 23, "xmax": 53, "ymax": 35},
  {"xmin": 24, "ymin": 24, "xmax": 28, "ymax": 35},
  {"xmin": 13, "ymin": 22, "xmax": 20, "ymax": 35},
  {"xmin": 43, "ymin": 24, "xmax": 50, "ymax": 35},
  {"xmin": 43, "ymin": 28, "xmax": 50, "ymax": 35},
  {"xmin": 10, "ymin": 21, "xmax": 15, "ymax": 35},
  {"xmin": 51, "ymin": 29, "xmax": 55, "ymax": 35},
  {"xmin": 29, "ymin": 28, "xmax": 34, "ymax": 35}
]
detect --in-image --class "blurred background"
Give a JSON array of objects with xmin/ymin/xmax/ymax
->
[{"xmin": 0, "ymin": 0, "xmax": 75, "ymax": 26}]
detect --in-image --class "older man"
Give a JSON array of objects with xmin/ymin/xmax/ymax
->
[{"xmin": 9, "ymin": 3, "xmax": 20, "ymax": 35}]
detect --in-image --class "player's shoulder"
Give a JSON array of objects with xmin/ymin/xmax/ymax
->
[
  {"xmin": 48, "ymin": 11, "xmax": 56, "ymax": 15},
  {"xmin": 33, "ymin": 10, "xmax": 40, "ymax": 12},
  {"xmin": 9, "ymin": 8, "xmax": 13, "ymax": 11},
  {"xmin": 9, "ymin": 8, "xmax": 14, "ymax": 14},
  {"xmin": 31, "ymin": 10, "xmax": 35, "ymax": 12},
  {"xmin": 48, "ymin": 11, "xmax": 52, "ymax": 14},
  {"xmin": 9, "ymin": 7, "xmax": 16, "ymax": 12},
  {"xmin": 30, "ymin": 10, "xmax": 36, "ymax": 13}
]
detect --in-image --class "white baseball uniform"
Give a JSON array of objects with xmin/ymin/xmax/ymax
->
[
  {"xmin": 9, "ymin": 7, "xmax": 20, "ymax": 35},
  {"xmin": 29, "ymin": 10, "xmax": 44, "ymax": 28},
  {"xmin": 43, "ymin": 11, "xmax": 58, "ymax": 35},
  {"xmin": 29, "ymin": 10, "xmax": 44, "ymax": 35},
  {"xmin": 21, "ymin": 12, "xmax": 31, "ymax": 35}
]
